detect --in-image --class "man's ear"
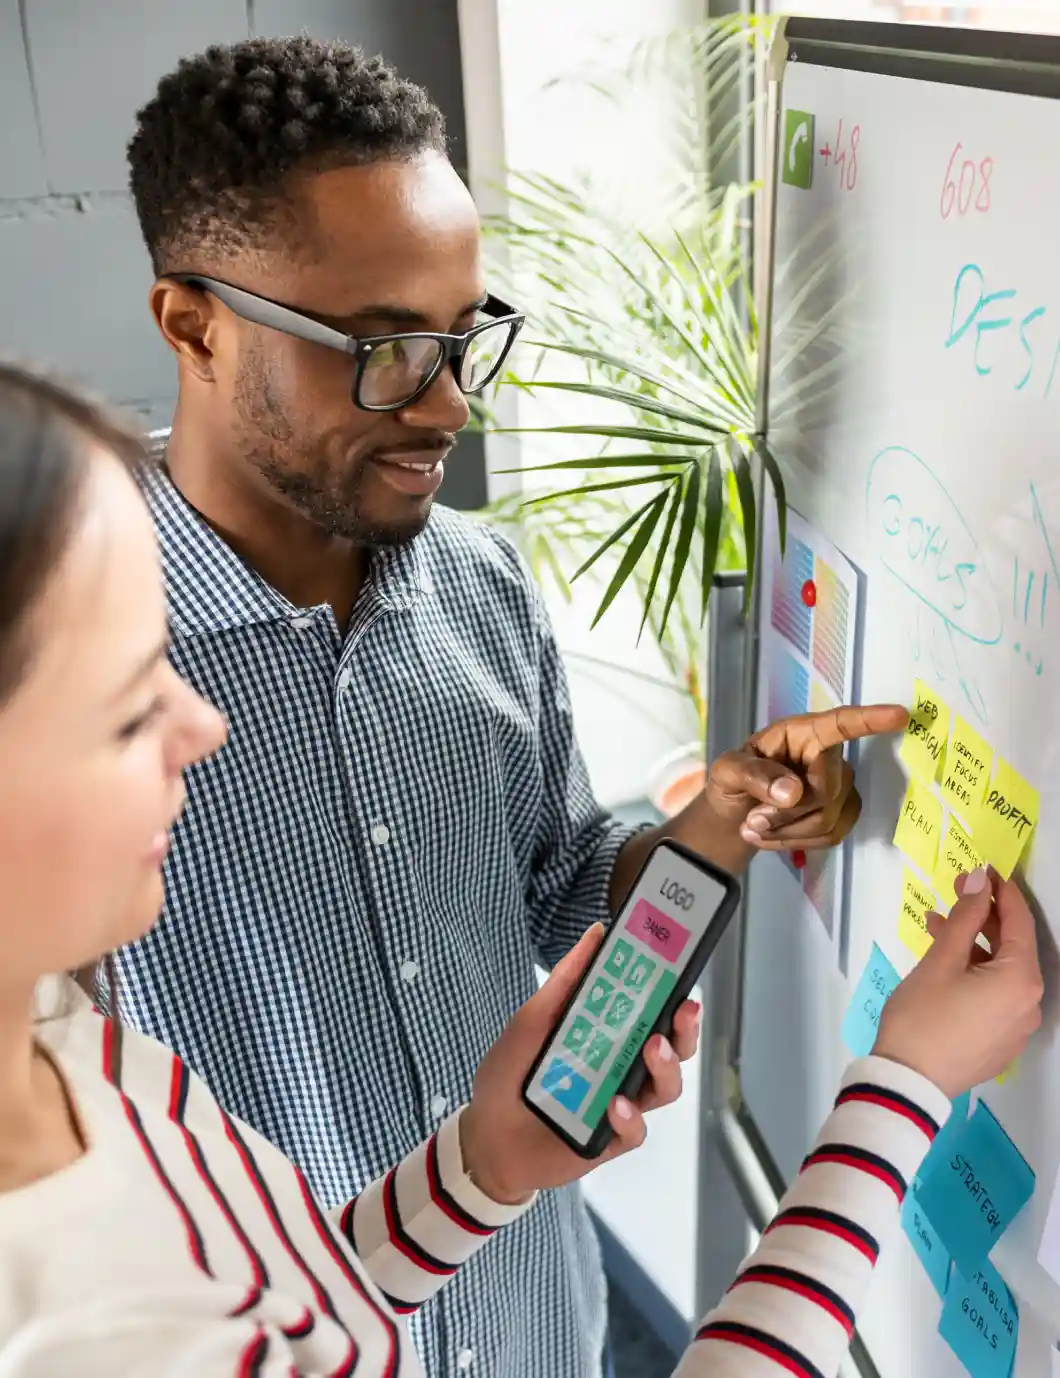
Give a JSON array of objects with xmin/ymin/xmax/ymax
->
[{"xmin": 149, "ymin": 278, "xmax": 218, "ymax": 382}]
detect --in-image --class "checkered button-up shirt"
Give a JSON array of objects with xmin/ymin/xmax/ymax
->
[{"xmin": 114, "ymin": 465, "xmax": 636, "ymax": 1378}]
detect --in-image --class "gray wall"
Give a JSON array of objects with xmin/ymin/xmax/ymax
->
[{"xmin": 0, "ymin": 0, "xmax": 487, "ymax": 508}]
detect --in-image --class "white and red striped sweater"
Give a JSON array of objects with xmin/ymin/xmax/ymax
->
[{"xmin": 0, "ymin": 985, "xmax": 950, "ymax": 1378}]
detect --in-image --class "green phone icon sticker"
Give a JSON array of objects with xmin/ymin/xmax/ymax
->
[
  {"xmin": 584, "ymin": 977, "xmax": 614, "ymax": 1016},
  {"xmin": 605, "ymin": 992, "xmax": 636, "ymax": 1029},
  {"xmin": 624, "ymin": 953, "xmax": 656, "ymax": 992},
  {"xmin": 564, "ymin": 1016, "xmax": 594, "ymax": 1054},
  {"xmin": 584, "ymin": 1031, "xmax": 614, "ymax": 1071},
  {"xmin": 604, "ymin": 939, "xmax": 635, "ymax": 979},
  {"xmin": 783, "ymin": 109, "xmax": 815, "ymax": 189}
]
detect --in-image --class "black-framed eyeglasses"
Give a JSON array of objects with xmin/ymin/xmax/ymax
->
[{"xmin": 170, "ymin": 273, "xmax": 525, "ymax": 413}]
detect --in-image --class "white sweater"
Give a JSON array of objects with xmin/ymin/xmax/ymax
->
[{"xmin": 0, "ymin": 986, "xmax": 951, "ymax": 1378}]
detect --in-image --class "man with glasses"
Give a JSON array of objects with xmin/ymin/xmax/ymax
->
[{"xmin": 117, "ymin": 35, "xmax": 905, "ymax": 1378}]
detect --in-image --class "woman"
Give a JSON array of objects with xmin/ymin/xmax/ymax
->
[{"xmin": 0, "ymin": 361, "xmax": 1043, "ymax": 1378}]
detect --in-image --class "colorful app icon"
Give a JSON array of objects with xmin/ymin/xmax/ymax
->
[
  {"xmin": 605, "ymin": 992, "xmax": 636, "ymax": 1029},
  {"xmin": 564, "ymin": 1016, "xmax": 594, "ymax": 1055},
  {"xmin": 782, "ymin": 109, "xmax": 815, "ymax": 189},
  {"xmin": 604, "ymin": 938, "xmax": 635, "ymax": 980},
  {"xmin": 624, "ymin": 953, "xmax": 657, "ymax": 992},
  {"xmin": 541, "ymin": 1058, "xmax": 591, "ymax": 1113},
  {"xmin": 584, "ymin": 1031, "xmax": 614, "ymax": 1071},
  {"xmin": 584, "ymin": 976, "xmax": 614, "ymax": 1016}
]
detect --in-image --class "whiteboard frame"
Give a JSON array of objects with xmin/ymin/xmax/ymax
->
[{"xmin": 702, "ymin": 16, "xmax": 1060, "ymax": 1378}]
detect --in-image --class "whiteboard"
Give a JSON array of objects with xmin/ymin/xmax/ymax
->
[{"xmin": 740, "ymin": 21, "xmax": 1060, "ymax": 1378}]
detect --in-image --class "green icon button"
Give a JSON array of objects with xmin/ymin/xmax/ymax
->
[
  {"xmin": 584, "ymin": 977, "xmax": 614, "ymax": 1016},
  {"xmin": 783, "ymin": 109, "xmax": 815, "ymax": 189},
  {"xmin": 604, "ymin": 939, "xmax": 635, "ymax": 980}
]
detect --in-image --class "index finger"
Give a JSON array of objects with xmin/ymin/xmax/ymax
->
[{"xmin": 808, "ymin": 703, "xmax": 908, "ymax": 753}]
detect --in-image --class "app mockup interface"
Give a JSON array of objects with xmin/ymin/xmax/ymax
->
[{"xmin": 525, "ymin": 849, "xmax": 727, "ymax": 1147}]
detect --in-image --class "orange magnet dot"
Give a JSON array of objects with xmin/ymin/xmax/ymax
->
[{"xmin": 801, "ymin": 580, "xmax": 817, "ymax": 608}]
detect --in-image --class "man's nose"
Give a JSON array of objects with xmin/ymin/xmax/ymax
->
[{"xmin": 399, "ymin": 362, "xmax": 471, "ymax": 432}]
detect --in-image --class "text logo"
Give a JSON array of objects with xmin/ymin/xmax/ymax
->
[{"xmin": 783, "ymin": 110, "xmax": 815, "ymax": 189}]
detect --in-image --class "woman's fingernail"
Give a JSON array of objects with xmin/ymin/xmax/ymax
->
[
  {"xmin": 771, "ymin": 778, "xmax": 799, "ymax": 804},
  {"xmin": 963, "ymin": 867, "xmax": 988, "ymax": 895},
  {"xmin": 746, "ymin": 812, "xmax": 771, "ymax": 833},
  {"xmin": 657, "ymin": 1038, "xmax": 673, "ymax": 1062},
  {"xmin": 688, "ymin": 1000, "xmax": 702, "ymax": 1024},
  {"xmin": 613, "ymin": 1097, "xmax": 634, "ymax": 1121},
  {"xmin": 740, "ymin": 827, "xmax": 762, "ymax": 845}
]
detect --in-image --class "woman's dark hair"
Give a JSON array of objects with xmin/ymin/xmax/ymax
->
[
  {"xmin": 0, "ymin": 361, "xmax": 147, "ymax": 704},
  {"xmin": 0, "ymin": 361, "xmax": 148, "ymax": 1055}
]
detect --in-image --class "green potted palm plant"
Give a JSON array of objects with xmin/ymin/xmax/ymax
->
[{"xmin": 480, "ymin": 15, "xmax": 784, "ymax": 812}]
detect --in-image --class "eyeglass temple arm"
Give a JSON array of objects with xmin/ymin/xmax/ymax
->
[{"xmin": 171, "ymin": 275, "xmax": 354, "ymax": 354}]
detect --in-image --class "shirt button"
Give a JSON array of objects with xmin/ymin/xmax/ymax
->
[
  {"xmin": 371, "ymin": 823, "xmax": 391, "ymax": 847},
  {"xmin": 430, "ymin": 1094, "xmax": 448, "ymax": 1119},
  {"xmin": 457, "ymin": 1350, "xmax": 475, "ymax": 1370},
  {"xmin": 399, "ymin": 960, "xmax": 419, "ymax": 984},
  {"xmin": 337, "ymin": 666, "xmax": 353, "ymax": 693}
]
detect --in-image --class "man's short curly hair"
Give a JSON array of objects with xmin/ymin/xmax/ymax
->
[{"xmin": 128, "ymin": 35, "xmax": 447, "ymax": 276}]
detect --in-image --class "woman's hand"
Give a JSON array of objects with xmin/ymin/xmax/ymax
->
[
  {"xmin": 459, "ymin": 924, "xmax": 701, "ymax": 1205},
  {"xmin": 873, "ymin": 867, "xmax": 1044, "ymax": 1099}
]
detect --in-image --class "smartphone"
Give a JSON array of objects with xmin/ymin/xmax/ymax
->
[{"xmin": 522, "ymin": 839, "xmax": 741, "ymax": 1159}]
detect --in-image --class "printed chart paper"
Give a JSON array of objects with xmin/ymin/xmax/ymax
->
[{"xmin": 757, "ymin": 503, "xmax": 858, "ymax": 952}]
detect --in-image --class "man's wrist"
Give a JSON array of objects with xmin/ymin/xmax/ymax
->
[{"xmin": 668, "ymin": 786, "xmax": 755, "ymax": 872}]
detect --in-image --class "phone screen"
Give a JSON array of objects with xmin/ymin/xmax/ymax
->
[{"xmin": 524, "ymin": 846, "xmax": 731, "ymax": 1148}]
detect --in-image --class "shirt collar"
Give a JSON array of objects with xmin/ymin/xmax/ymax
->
[{"xmin": 141, "ymin": 457, "xmax": 432, "ymax": 639}]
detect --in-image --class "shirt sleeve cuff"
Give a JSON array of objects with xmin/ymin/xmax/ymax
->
[
  {"xmin": 437, "ymin": 1109, "xmax": 539, "ymax": 1230},
  {"xmin": 840, "ymin": 1054, "xmax": 954, "ymax": 1175},
  {"xmin": 586, "ymin": 818, "xmax": 644, "ymax": 927}
]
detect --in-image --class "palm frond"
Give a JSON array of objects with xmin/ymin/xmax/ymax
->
[{"xmin": 479, "ymin": 13, "xmax": 784, "ymax": 727}]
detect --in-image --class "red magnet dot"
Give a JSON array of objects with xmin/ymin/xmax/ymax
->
[
  {"xmin": 792, "ymin": 849, "xmax": 807, "ymax": 870},
  {"xmin": 801, "ymin": 579, "xmax": 817, "ymax": 608}
]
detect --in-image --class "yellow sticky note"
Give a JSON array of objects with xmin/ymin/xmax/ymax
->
[
  {"xmin": 975, "ymin": 759, "xmax": 1040, "ymax": 878},
  {"xmin": 941, "ymin": 716, "xmax": 994, "ymax": 819},
  {"xmin": 893, "ymin": 778, "xmax": 944, "ymax": 874},
  {"xmin": 933, "ymin": 817, "xmax": 984, "ymax": 906},
  {"xmin": 898, "ymin": 869, "xmax": 936, "ymax": 959},
  {"xmin": 900, "ymin": 679, "xmax": 950, "ymax": 784}
]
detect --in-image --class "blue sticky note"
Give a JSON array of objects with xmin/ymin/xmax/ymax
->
[
  {"xmin": 916, "ymin": 1101, "xmax": 1035, "ymax": 1278},
  {"xmin": 902, "ymin": 1189, "xmax": 952, "ymax": 1297},
  {"xmin": 939, "ymin": 1259, "xmax": 1018, "ymax": 1378},
  {"xmin": 841, "ymin": 943, "xmax": 900, "ymax": 1057}
]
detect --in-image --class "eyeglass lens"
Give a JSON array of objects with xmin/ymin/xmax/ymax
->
[{"xmin": 359, "ymin": 321, "xmax": 512, "ymax": 407}]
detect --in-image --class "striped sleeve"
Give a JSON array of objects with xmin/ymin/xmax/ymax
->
[
  {"xmin": 673, "ymin": 1056, "xmax": 952, "ymax": 1378},
  {"xmin": 331, "ymin": 1108, "xmax": 536, "ymax": 1315}
]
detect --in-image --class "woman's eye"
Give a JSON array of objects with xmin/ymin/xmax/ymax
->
[{"xmin": 118, "ymin": 696, "xmax": 166, "ymax": 741}]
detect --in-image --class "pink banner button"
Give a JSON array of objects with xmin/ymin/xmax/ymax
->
[{"xmin": 625, "ymin": 900, "xmax": 692, "ymax": 963}]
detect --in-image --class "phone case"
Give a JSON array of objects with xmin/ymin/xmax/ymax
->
[{"xmin": 520, "ymin": 839, "xmax": 742, "ymax": 1159}]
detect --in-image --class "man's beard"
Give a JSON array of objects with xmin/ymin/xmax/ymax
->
[{"xmin": 233, "ymin": 348, "xmax": 432, "ymax": 549}]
